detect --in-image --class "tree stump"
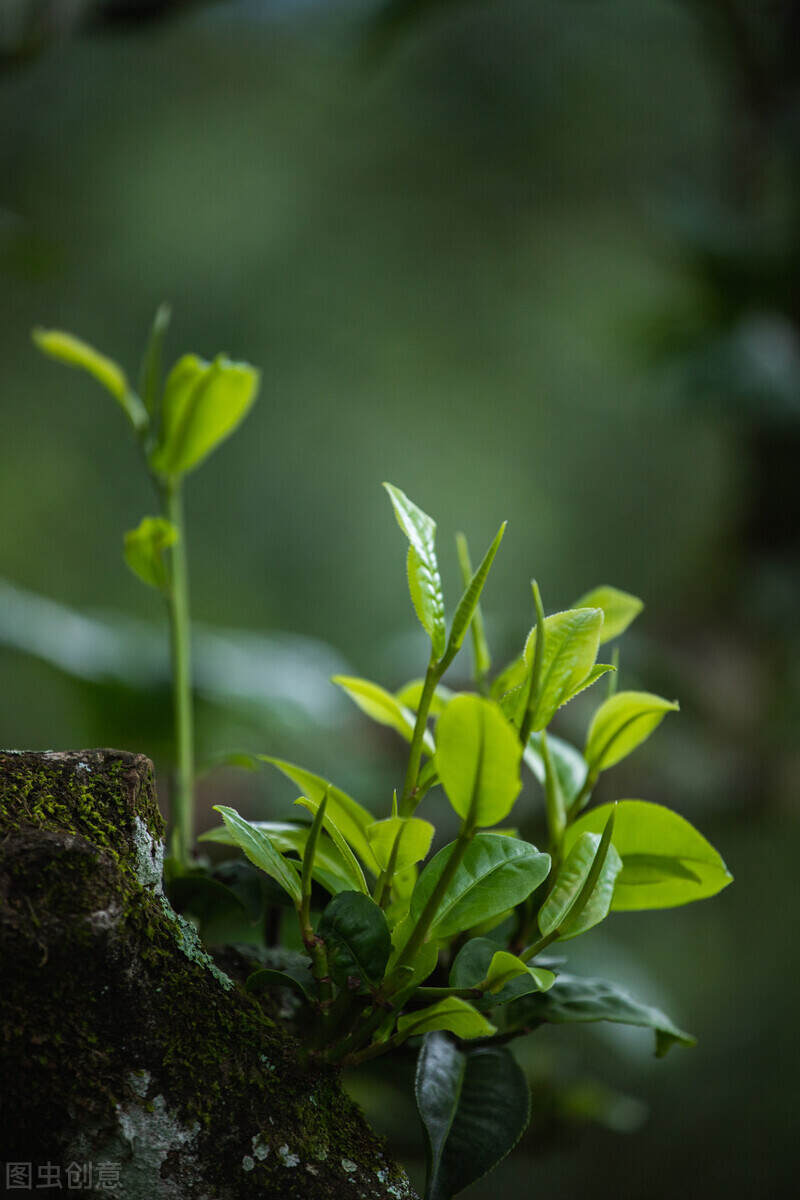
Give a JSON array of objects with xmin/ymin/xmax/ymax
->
[{"xmin": 0, "ymin": 750, "xmax": 417, "ymax": 1199}]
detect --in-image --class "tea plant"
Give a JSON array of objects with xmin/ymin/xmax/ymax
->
[
  {"xmin": 198, "ymin": 483, "xmax": 733, "ymax": 1200},
  {"xmin": 33, "ymin": 313, "xmax": 260, "ymax": 864}
]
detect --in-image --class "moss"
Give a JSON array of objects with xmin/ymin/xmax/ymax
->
[{"xmin": 1, "ymin": 750, "xmax": 416, "ymax": 1198}]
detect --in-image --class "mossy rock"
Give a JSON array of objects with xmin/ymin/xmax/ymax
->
[{"xmin": 0, "ymin": 750, "xmax": 417, "ymax": 1199}]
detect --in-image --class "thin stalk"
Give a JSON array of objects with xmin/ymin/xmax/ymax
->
[
  {"xmin": 162, "ymin": 481, "xmax": 194, "ymax": 863},
  {"xmin": 519, "ymin": 581, "xmax": 546, "ymax": 746},
  {"xmin": 399, "ymin": 657, "xmax": 439, "ymax": 817},
  {"xmin": 384, "ymin": 827, "xmax": 475, "ymax": 994}
]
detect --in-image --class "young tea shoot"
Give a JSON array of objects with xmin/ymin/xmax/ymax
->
[{"xmin": 33, "ymin": 312, "xmax": 260, "ymax": 864}]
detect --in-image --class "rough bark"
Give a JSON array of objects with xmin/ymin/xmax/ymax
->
[{"xmin": 0, "ymin": 749, "xmax": 417, "ymax": 1200}]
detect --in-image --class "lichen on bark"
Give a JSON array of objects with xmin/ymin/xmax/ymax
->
[{"xmin": 0, "ymin": 749, "xmax": 417, "ymax": 1199}]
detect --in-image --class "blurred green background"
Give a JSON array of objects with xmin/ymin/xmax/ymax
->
[{"xmin": 2, "ymin": 0, "xmax": 798, "ymax": 1196}]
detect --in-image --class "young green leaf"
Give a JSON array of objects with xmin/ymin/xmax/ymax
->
[
  {"xmin": 415, "ymin": 1034, "xmax": 531, "ymax": 1200},
  {"xmin": 295, "ymin": 797, "xmax": 369, "ymax": 895},
  {"xmin": 564, "ymin": 800, "xmax": 733, "ymax": 910},
  {"xmin": 436, "ymin": 694, "xmax": 522, "ymax": 828},
  {"xmin": 212, "ymin": 805, "xmax": 302, "ymax": 906},
  {"xmin": 333, "ymin": 676, "xmax": 435, "ymax": 754},
  {"xmin": 501, "ymin": 974, "xmax": 696, "ymax": 1056},
  {"xmin": 572, "ymin": 585, "xmax": 644, "ymax": 644},
  {"xmin": 396, "ymin": 678, "xmax": 454, "ymax": 717},
  {"xmin": 410, "ymin": 834, "xmax": 551, "ymax": 939},
  {"xmin": 318, "ymin": 891, "xmax": 392, "ymax": 988},
  {"xmin": 483, "ymin": 950, "xmax": 556, "ymax": 995},
  {"xmin": 443, "ymin": 522, "xmax": 506, "ymax": 666},
  {"xmin": 138, "ymin": 302, "xmax": 171, "ymax": 419},
  {"xmin": 123, "ymin": 516, "xmax": 178, "ymax": 591},
  {"xmin": 449, "ymin": 939, "xmax": 555, "ymax": 1005},
  {"xmin": 489, "ymin": 654, "xmax": 527, "ymax": 703},
  {"xmin": 537, "ymin": 830, "xmax": 622, "ymax": 939},
  {"xmin": 383, "ymin": 483, "xmax": 446, "ymax": 659},
  {"xmin": 150, "ymin": 353, "xmax": 260, "ymax": 477},
  {"xmin": 366, "ymin": 816, "xmax": 435, "ymax": 872},
  {"xmin": 584, "ymin": 690, "xmax": 679, "ymax": 773},
  {"xmin": 455, "ymin": 532, "xmax": 492, "ymax": 680},
  {"xmin": 523, "ymin": 607, "xmax": 604, "ymax": 731},
  {"xmin": 32, "ymin": 327, "xmax": 147, "ymax": 432},
  {"xmin": 397, "ymin": 997, "xmax": 496, "ymax": 1040},
  {"xmin": 260, "ymin": 757, "xmax": 379, "ymax": 875},
  {"xmin": 301, "ymin": 790, "xmax": 328, "ymax": 905}
]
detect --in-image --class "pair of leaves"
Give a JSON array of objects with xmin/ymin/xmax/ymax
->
[
  {"xmin": 538, "ymin": 822, "xmax": 622, "ymax": 940},
  {"xmin": 436, "ymin": 694, "xmax": 522, "ymax": 828},
  {"xmin": 416, "ymin": 1033, "xmax": 531, "ymax": 1200},
  {"xmin": 260, "ymin": 757, "xmax": 380, "ymax": 876},
  {"xmin": 33, "ymin": 325, "xmax": 260, "ymax": 479},
  {"xmin": 566, "ymin": 800, "xmax": 733, "ymax": 910},
  {"xmin": 410, "ymin": 833, "xmax": 551, "ymax": 940},
  {"xmin": 200, "ymin": 818, "xmax": 360, "ymax": 896},
  {"xmin": 384, "ymin": 483, "xmax": 505, "ymax": 668},
  {"xmin": 212, "ymin": 805, "xmax": 302, "ymax": 906},
  {"xmin": 501, "ymin": 973, "xmax": 696, "ymax": 1057}
]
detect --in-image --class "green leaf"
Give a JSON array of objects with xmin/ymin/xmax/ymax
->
[
  {"xmin": 366, "ymin": 816, "xmax": 435, "ymax": 871},
  {"xmin": 295, "ymin": 797, "xmax": 369, "ymax": 895},
  {"xmin": 455, "ymin": 532, "xmax": 492, "ymax": 679},
  {"xmin": 318, "ymin": 891, "xmax": 392, "ymax": 987},
  {"xmin": 259, "ymin": 758, "xmax": 380, "ymax": 875},
  {"xmin": 523, "ymin": 731, "xmax": 587, "ymax": 807},
  {"xmin": 246, "ymin": 964, "xmax": 315, "ymax": 1002},
  {"xmin": 502, "ymin": 974, "xmax": 696, "ymax": 1056},
  {"xmin": 444, "ymin": 522, "xmax": 506, "ymax": 665},
  {"xmin": 33, "ymin": 326, "xmax": 147, "ymax": 432},
  {"xmin": 150, "ymin": 353, "xmax": 260, "ymax": 477},
  {"xmin": 489, "ymin": 654, "xmax": 527, "ymax": 703},
  {"xmin": 410, "ymin": 834, "xmax": 551, "ymax": 939},
  {"xmin": 333, "ymin": 675, "xmax": 434, "ymax": 754},
  {"xmin": 537, "ymin": 830, "xmax": 622, "ymax": 939},
  {"xmin": 564, "ymin": 800, "xmax": 733, "ymax": 910},
  {"xmin": 584, "ymin": 691, "xmax": 679, "ymax": 773},
  {"xmin": 388, "ymin": 919, "xmax": 440, "ymax": 985},
  {"xmin": 200, "ymin": 819, "xmax": 359, "ymax": 894},
  {"xmin": 396, "ymin": 678, "xmax": 454, "ymax": 717},
  {"xmin": 435, "ymin": 694, "xmax": 522, "ymax": 828},
  {"xmin": 301, "ymin": 790, "xmax": 328, "ymax": 903},
  {"xmin": 573, "ymin": 585, "xmax": 644, "ymax": 644},
  {"xmin": 212, "ymin": 805, "xmax": 302, "ymax": 906},
  {"xmin": 483, "ymin": 950, "xmax": 556, "ymax": 995},
  {"xmin": 523, "ymin": 607, "xmax": 604, "ymax": 731},
  {"xmin": 449, "ymin": 939, "xmax": 555, "ymax": 1006},
  {"xmin": 123, "ymin": 516, "xmax": 178, "ymax": 591},
  {"xmin": 138, "ymin": 302, "xmax": 171, "ymax": 418},
  {"xmin": 383, "ymin": 483, "xmax": 446, "ymax": 658},
  {"xmin": 397, "ymin": 997, "xmax": 496, "ymax": 1041},
  {"xmin": 416, "ymin": 1034, "xmax": 531, "ymax": 1200}
]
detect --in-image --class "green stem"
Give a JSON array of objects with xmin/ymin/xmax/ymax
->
[
  {"xmin": 519, "ymin": 580, "xmax": 546, "ymax": 746},
  {"xmin": 384, "ymin": 827, "xmax": 475, "ymax": 994},
  {"xmin": 519, "ymin": 930, "xmax": 560, "ymax": 964},
  {"xmin": 162, "ymin": 481, "xmax": 194, "ymax": 864},
  {"xmin": 399, "ymin": 658, "xmax": 439, "ymax": 817}
]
